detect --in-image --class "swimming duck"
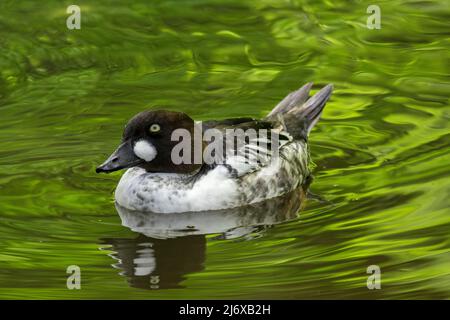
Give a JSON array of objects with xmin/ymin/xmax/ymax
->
[{"xmin": 96, "ymin": 82, "xmax": 333, "ymax": 213}]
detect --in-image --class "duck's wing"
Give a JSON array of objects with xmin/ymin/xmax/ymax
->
[{"xmin": 198, "ymin": 118, "xmax": 293, "ymax": 178}]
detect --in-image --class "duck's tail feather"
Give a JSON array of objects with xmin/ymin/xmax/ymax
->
[
  {"xmin": 290, "ymin": 83, "xmax": 333, "ymax": 135},
  {"xmin": 266, "ymin": 82, "xmax": 313, "ymax": 118},
  {"xmin": 266, "ymin": 83, "xmax": 333, "ymax": 139}
]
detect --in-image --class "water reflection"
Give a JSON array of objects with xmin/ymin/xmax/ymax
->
[
  {"xmin": 101, "ymin": 235, "xmax": 206, "ymax": 289},
  {"xmin": 101, "ymin": 187, "xmax": 307, "ymax": 289}
]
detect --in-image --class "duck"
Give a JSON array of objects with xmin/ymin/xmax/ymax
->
[{"xmin": 96, "ymin": 82, "xmax": 333, "ymax": 213}]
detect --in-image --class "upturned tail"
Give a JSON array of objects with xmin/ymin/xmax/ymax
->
[{"xmin": 266, "ymin": 83, "xmax": 333, "ymax": 139}]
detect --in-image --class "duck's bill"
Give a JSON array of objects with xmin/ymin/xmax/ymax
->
[{"xmin": 96, "ymin": 140, "xmax": 143, "ymax": 173}]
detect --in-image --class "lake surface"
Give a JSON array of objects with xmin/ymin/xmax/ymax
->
[{"xmin": 0, "ymin": 0, "xmax": 448, "ymax": 299}]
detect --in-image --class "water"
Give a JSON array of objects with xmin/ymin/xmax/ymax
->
[{"xmin": 0, "ymin": 0, "xmax": 449, "ymax": 299}]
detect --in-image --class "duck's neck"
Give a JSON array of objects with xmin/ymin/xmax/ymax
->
[{"xmin": 137, "ymin": 162, "xmax": 202, "ymax": 174}]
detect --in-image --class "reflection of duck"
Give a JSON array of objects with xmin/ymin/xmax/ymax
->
[
  {"xmin": 101, "ymin": 187, "xmax": 308, "ymax": 290},
  {"xmin": 100, "ymin": 235, "xmax": 205, "ymax": 290}
]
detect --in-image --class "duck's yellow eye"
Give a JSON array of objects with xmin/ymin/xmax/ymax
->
[{"xmin": 149, "ymin": 124, "xmax": 161, "ymax": 133}]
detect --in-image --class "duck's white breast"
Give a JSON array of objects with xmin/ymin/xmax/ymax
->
[{"xmin": 115, "ymin": 166, "xmax": 241, "ymax": 213}]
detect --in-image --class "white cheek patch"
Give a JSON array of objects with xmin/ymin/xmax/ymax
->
[{"xmin": 133, "ymin": 140, "xmax": 157, "ymax": 162}]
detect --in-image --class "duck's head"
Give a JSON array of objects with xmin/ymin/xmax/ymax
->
[{"xmin": 96, "ymin": 110, "xmax": 201, "ymax": 174}]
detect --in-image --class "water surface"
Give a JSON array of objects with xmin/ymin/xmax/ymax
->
[{"xmin": 0, "ymin": 0, "xmax": 449, "ymax": 299}]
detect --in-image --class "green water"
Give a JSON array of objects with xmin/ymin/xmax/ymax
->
[{"xmin": 0, "ymin": 0, "xmax": 449, "ymax": 299}]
